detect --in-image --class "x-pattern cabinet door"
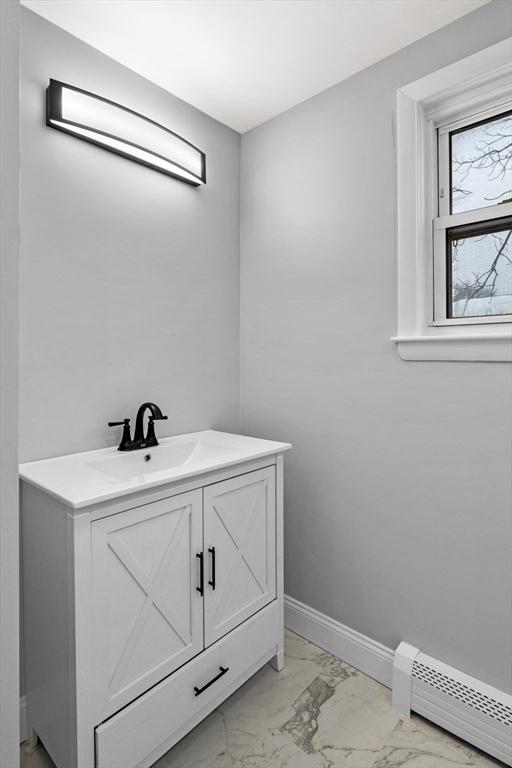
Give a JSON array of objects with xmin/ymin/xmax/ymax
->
[
  {"xmin": 203, "ymin": 467, "xmax": 276, "ymax": 646},
  {"xmin": 91, "ymin": 490, "xmax": 203, "ymax": 720}
]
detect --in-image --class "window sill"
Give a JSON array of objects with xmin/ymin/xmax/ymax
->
[{"xmin": 391, "ymin": 334, "xmax": 512, "ymax": 362}]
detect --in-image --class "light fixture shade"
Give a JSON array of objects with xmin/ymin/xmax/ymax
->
[{"xmin": 46, "ymin": 79, "xmax": 206, "ymax": 186}]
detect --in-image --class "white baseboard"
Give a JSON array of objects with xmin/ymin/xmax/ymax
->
[
  {"xmin": 19, "ymin": 695, "xmax": 26, "ymax": 744},
  {"xmin": 284, "ymin": 595, "xmax": 394, "ymax": 688}
]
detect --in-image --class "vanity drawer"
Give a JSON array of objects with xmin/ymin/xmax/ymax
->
[{"xmin": 95, "ymin": 600, "xmax": 280, "ymax": 768}]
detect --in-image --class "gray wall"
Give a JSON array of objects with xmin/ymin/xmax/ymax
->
[
  {"xmin": 1, "ymin": 1, "xmax": 20, "ymax": 762},
  {"xmin": 20, "ymin": 8, "xmax": 241, "ymax": 463},
  {"xmin": 241, "ymin": 0, "xmax": 512, "ymax": 693}
]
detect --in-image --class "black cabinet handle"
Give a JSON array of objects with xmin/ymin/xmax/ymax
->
[
  {"xmin": 196, "ymin": 552, "xmax": 204, "ymax": 596},
  {"xmin": 208, "ymin": 546, "xmax": 216, "ymax": 590},
  {"xmin": 193, "ymin": 666, "xmax": 229, "ymax": 697}
]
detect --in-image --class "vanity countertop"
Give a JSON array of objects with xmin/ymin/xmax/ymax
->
[{"xmin": 19, "ymin": 430, "xmax": 291, "ymax": 509}]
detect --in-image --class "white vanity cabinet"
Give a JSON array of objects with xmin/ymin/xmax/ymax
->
[{"xmin": 21, "ymin": 432, "xmax": 289, "ymax": 768}]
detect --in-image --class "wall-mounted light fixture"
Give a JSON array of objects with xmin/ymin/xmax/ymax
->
[{"xmin": 46, "ymin": 79, "xmax": 206, "ymax": 186}]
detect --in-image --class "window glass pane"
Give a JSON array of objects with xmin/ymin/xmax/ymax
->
[
  {"xmin": 448, "ymin": 221, "xmax": 511, "ymax": 318},
  {"xmin": 450, "ymin": 111, "xmax": 511, "ymax": 214}
]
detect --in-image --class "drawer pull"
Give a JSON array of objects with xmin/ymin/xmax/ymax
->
[
  {"xmin": 196, "ymin": 552, "xmax": 204, "ymax": 596},
  {"xmin": 193, "ymin": 666, "xmax": 229, "ymax": 697},
  {"xmin": 208, "ymin": 546, "xmax": 216, "ymax": 590}
]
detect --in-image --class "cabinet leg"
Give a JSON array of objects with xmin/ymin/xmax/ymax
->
[{"xmin": 270, "ymin": 647, "xmax": 285, "ymax": 672}]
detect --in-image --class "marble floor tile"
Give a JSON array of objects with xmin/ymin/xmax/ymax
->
[
  {"xmin": 234, "ymin": 725, "xmax": 383, "ymax": 768},
  {"xmin": 372, "ymin": 715, "xmax": 502, "ymax": 768},
  {"xmin": 312, "ymin": 670, "xmax": 401, "ymax": 750},
  {"xmin": 218, "ymin": 648, "xmax": 323, "ymax": 736},
  {"xmin": 20, "ymin": 741, "xmax": 54, "ymax": 768},
  {"xmin": 284, "ymin": 628, "xmax": 331, "ymax": 665},
  {"xmin": 234, "ymin": 646, "xmax": 400, "ymax": 768},
  {"xmin": 233, "ymin": 727, "xmax": 331, "ymax": 768},
  {"xmin": 20, "ymin": 630, "xmax": 504, "ymax": 768},
  {"xmin": 152, "ymin": 708, "xmax": 255, "ymax": 768}
]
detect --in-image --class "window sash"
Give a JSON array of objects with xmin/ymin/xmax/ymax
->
[
  {"xmin": 433, "ymin": 209, "xmax": 512, "ymax": 326},
  {"xmin": 433, "ymin": 102, "xmax": 512, "ymax": 326},
  {"xmin": 437, "ymin": 101, "xmax": 511, "ymax": 218}
]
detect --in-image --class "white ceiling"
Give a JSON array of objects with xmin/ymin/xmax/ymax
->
[{"xmin": 21, "ymin": 0, "xmax": 490, "ymax": 133}]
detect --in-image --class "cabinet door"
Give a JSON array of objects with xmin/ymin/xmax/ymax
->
[
  {"xmin": 203, "ymin": 467, "xmax": 276, "ymax": 646},
  {"xmin": 91, "ymin": 490, "xmax": 203, "ymax": 719}
]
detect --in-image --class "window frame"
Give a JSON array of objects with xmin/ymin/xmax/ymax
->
[
  {"xmin": 393, "ymin": 38, "xmax": 512, "ymax": 362},
  {"xmin": 433, "ymin": 104, "xmax": 512, "ymax": 327}
]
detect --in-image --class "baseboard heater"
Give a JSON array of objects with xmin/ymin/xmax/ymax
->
[{"xmin": 392, "ymin": 642, "xmax": 512, "ymax": 766}]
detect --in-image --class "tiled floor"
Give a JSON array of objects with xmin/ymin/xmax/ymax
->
[{"xmin": 21, "ymin": 629, "xmax": 502, "ymax": 768}]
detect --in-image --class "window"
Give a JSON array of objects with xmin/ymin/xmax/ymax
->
[
  {"xmin": 434, "ymin": 107, "xmax": 511, "ymax": 325},
  {"xmin": 393, "ymin": 38, "xmax": 512, "ymax": 362}
]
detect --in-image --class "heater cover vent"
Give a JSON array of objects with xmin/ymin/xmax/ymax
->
[
  {"xmin": 392, "ymin": 641, "xmax": 512, "ymax": 766},
  {"xmin": 412, "ymin": 660, "xmax": 512, "ymax": 726}
]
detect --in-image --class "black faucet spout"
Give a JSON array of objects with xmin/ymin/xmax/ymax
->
[{"xmin": 133, "ymin": 402, "xmax": 168, "ymax": 445}]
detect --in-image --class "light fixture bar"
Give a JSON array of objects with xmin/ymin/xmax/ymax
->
[{"xmin": 46, "ymin": 79, "xmax": 206, "ymax": 186}]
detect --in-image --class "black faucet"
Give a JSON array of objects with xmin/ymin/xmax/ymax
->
[
  {"xmin": 133, "ymin": 402, "xmax": 168, "ymax": 446},
  {"xmin": 108, "ymin": 402, "xmax": 168, "ymax": 451}
]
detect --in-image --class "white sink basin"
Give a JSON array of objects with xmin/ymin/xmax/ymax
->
[
  {"xmin": 87, "ymin": 438, "xmax": 241, "ymax": 482},
  {"xmin": 19, "ymin": 430, "xmax": 291, "ymax": 509}
]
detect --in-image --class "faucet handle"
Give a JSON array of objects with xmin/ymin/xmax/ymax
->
[
  {"xmin": 108, "ymin": 418, "xmax": 133, "ymax": 451},
  {"xmin": 145, "ymin": 414, "xmax": 167, "ymax": 447}
]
